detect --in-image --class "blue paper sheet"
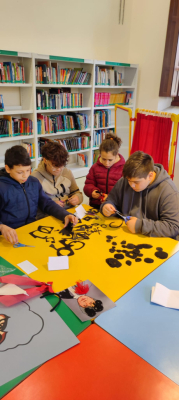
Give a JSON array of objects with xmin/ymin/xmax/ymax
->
[{"xmin": 96, "ymin": 251, "xmax": 179, "ymax": 385}]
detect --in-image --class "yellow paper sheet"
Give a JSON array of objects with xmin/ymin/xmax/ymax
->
[{"xmin": 0, "ymin": 206, "xmax": 178, "ymax": 302}]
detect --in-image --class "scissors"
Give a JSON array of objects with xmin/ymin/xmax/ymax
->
[
  {"xmin": 115, "ymin": 210, "xmax": 131, "ymax": 224},
  {"xmin": 13, "ymin": 242, "xmax": 35, "ymax": 248}
]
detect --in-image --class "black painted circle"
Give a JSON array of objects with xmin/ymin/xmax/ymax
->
[
  {"xmin": 144, "ymin": 258, "xmax": 154, "ymax": 263},
  {"xmin": 106, "ymin": 235, "xmax": 113, "ymax": 239},
  {"xmin": 126, "ymin": 260, "xmax": 132, "ymax": 266},
  {"xmin": 109, "ymin": 248, "xmax": 115, "ymax": 253},
  {"xmin": 112, "ymin": 242, "xmax": 117, "ymax": 245},
  {"xmin": 114, "ymin": 253, "xmax": 124, "ymax": 260},
  {"xmin": 156, "ymin": 247, "xmax": 162, "ymax": 251},
  {"xmin": 121, "ymin": 241, "xmax": 126, "ymax": 244},
  {"xmin": 106, "ymin": 258, "xmax": 122, "ymax": 268},
  {"xmin": 155, "ymin": 250, "xmax": 168, "ymax": 260},
  {"xmin": 135, "ymin": 258, "xmax": 142, "ymax": 262},
  {"xmin": 126, "ymin": 243, "xmax": 136, "ymax": 249},
  {"xmin": 106, "ymin": 240, "xmax": 111, "ymax": 243}
]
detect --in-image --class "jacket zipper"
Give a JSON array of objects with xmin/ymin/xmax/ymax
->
[
  {"xmin": 106, "ymin": 168, "xmax": 110, "ymax": 194},
  {"xmin": 22, "ymin": 185, "xmax": 30, "ymax": 223}
]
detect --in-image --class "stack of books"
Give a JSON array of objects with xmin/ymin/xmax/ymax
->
[
  {"xmin": 94, "ymin": 91, "xmax": 133, "ymax": 106},
  {"xmin": 93, "ymin": 149, "xmax": 100, "ymax": 164},
  {"xmin": 93, "ymin": 128, "xmax": 114, "ymax": 148},
  {"xmin": 95, "ymin": 66, "xmax": 122, "ymax": 86},
  {"xmin": 0, "ymin": 62, "xmax": 25, "ymax": 83},
  {"xmin": 21, "ymin": 143, "xmax": 35, "ymax": 159},
  {"xmin": 37, "ymin": 113, "xmax": 89, "ymax": 135},
  {"xmin": 36, "ymin": 89, "xmax": 83, "ymax": 110},
  {"xmin": 58, "ymin": 134, "xmax": 90, "ymax": 152},
  {"xmin": 38, "ymin": 136, "xmax": 90, "ymax": 158},
  {"xmin": 36, "ymin": 63, "xmax": 91, "ymax": 85},
  {"xmin": 0, "ymin": 116, "xmax": 33, "ymax": 138},
  {"xmin": 94, "ymin": 110, "xmax": 111, "ymax": 129}
]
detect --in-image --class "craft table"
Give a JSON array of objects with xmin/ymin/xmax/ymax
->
[
  {"xmin": 3, "ymin": 325, "xmax": 179, "ymax": 400},
  {"xmin": 0, "ymin": 205, "xmax": 178, "ymax": 302}
]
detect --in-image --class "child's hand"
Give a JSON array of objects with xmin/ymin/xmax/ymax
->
[
  {"xmin": 56, "ymin": 199, "xmax": 66, "ymax": 207},
  {"xmin": 68, "ymin": 195, "xmax": 79, "ymax": 206},
  {"xmin": 0, "ymin": 224, "xmax": 18, "ymax": 244},
  {"xmin": 92, "ymin": 190, "xmax": 101, "ymax": 199},
  {"xmin": 126, "ymin": 217, "xmax": 137, "ymax": 233},
  {"xmin": 101, "ymin": 194, "xmax": 108, "ymax": 202},
  {"xmin": 64, "ymin": 215, "xmax": 78, "ymax": 227},
  {"xmin": 102, "ymin": 204, "xmax": 116, "ymax": 217}
]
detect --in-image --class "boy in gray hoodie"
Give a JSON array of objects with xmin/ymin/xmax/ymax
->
[{"xmin": 101, "ymin": 151, "xmax": 179, "ymax": 239}]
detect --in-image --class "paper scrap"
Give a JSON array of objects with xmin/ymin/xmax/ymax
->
[
  {"xmin": 17, "ymin": 260, "xmax": 38, "ymax": 274},
  {"xmin": 0, "ymin": 283, "xmax": 28, "ymax": 296},
  {"xmin": 151, "ymin": 282, "xmax": 179, "ymax": 310},
  {"xmin": 48, "ymin": 256, "xmax": 69, "ymax": 271},
  {"xmin": 75, "ymin": 205, "xmax": 87, "ymax": 219}
]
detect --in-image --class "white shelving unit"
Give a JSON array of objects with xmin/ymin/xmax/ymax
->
[
  {"xmin": 0, "ymin": 50, "xmax": 35, "ymax": 168},
  {"xmin": 93, "ymin": 60, "xmax": 138, "ymax": 162},
  {"xmin": 0, "ymin": 51, "xmax": 138, "ymax": 176}
]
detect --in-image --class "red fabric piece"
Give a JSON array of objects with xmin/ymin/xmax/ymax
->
[
  {"xmin": 171, "ymin": 124, "xmax": 179, "ymax": 180},
  {"xmin": 74, "ymin": 281, "xmax": 89, "ymax": 295},
  {"xmin": 0, "ymin": 275, "xmax": 54, "ymax": 306},
  {"xmin": 84, "ymin": 154, "xmax": 125, "ymax": 207},
  {"xmin": 131, "ymin": 113, "xmax": 172, "ymax": 171}
]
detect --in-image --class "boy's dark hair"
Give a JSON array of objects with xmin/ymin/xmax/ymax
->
[
  {"xmin": 84, "ymin": 300, "xmax": 103, "ymax": 317},
  {"xmin": 99, "ymin": 133, "xmax": 122, "ymax": 156},
  {"xmin": 5, "ymin": 145, "xmax": 31, "ymax": 169},
  {"xmin": 42, "ymin": 141, "xmax": 69, "ymax": 167},
  {"xmin": 123, "ymin": 151, "xmax": 154, "ymax": 179}
]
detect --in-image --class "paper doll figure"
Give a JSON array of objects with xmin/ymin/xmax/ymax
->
[
  {"xmin": 0, "ymin": 314, "xmax": 9, "ymax": 344},
  {"xmin": 55, "ymin": 280, "xmax": 116, "ymax": 321}
]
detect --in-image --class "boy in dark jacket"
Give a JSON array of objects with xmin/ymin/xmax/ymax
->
[
  {"xmin": 101, "ymin": 151, "xmax": 179, "ymax": 239},
  {"xmin": 0, "ymin": 146, "xmax": 78, "ymax": 244}
]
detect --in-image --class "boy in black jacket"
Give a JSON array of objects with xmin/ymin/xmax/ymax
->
[{"xmin": 0, "ymin": 146, "xmax": 78, "ymax": 244}]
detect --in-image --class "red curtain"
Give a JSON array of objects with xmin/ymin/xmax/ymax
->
[{"xmin": 131, "ymin": 113, "xmax": 172, "ymax": 171}]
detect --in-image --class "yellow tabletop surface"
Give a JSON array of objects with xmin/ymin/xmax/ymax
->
[{"xmin": 0, "ymin": 205, "xmax": 178, "ymax": 302}]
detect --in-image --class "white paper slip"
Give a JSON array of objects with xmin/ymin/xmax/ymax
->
[
  {"xmin": 75, "ymin": 205, "xmax": 86, "ymax": 219},
  {"xmin": 151, "ymin": 282, "xmax": 179, "ymax": 310},
  {"xmin": 0, "ymin": 283, "xmax": 28, "ymax": 296},
  {"xmin": 17, "ymin": 260, "xmax": 38, "ymax": 274},
  {"xmin": 48, "ymin": 256, "xmax": 69, "ymax": 271}
]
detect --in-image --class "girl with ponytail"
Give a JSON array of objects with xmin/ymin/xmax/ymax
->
[{"xmin": 84, "ymin": 133, "xmax": 125, "ymax": 209}]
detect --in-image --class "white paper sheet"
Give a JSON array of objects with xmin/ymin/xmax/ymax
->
[
  {"xmin": 151, "ymin": 282, "xmax": 179, "ymax": 309},
  {"xmin": 0, "ymin": 283, "xmax": 28, "ymax": 296},
  {"xmin": 48, "ymin": 256, "xmax": 69, "ymax": 271},
  {"xmin": 75, "ymin": 204, "xmax": 86, "ymax": 219},
  {"xmin": 17, "ymin": 260, "xmax": 38, "ymax": 274}
]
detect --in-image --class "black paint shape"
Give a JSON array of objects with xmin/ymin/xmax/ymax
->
[
  {"xmin": 122, "ymin": 245, "xmax": 126, "ymax": 248},
  {"xmin": 136, "ymin": 244, "xmax": 153, "ymax": 250},
  {"xmin": 106, "ymin": 240, "xmax": 111, "ymax": 243},
  {"xmin": 144, "ymin": 258, "xmax": 154, "ymax": 263},
  {"xmin": 60, "ymin": 222, "xmax": 73, "ymax": 237},
  {"xmin": 126, "ymin": 260, "xmax": 132, "ymax": 266},
  {"xmin": 135, "ymin": 258, "xmax": 142, "ymax": 262},
  {"xmin": 109, "ymin": 221, "xmax": 123, "ymax": 228},
  {"xmin": 155, "ymin": 250, "xmax": 168, "ymax": 260},
  {"xmin": 156, "ymin": 247, "xmax": 162, "ymax": 251},
  {"xmin": 125, "ymin": 243, "xmax": 135, "ymax": 249},
  {"xmin": 106, "ymin": 235, "xmax": 113, "ymax": 239},
  {"xmin": 106, "ymin": 258, "xmax": 122, "ymax": 268},
  {"xmin": 112, "ymin": 242, "xmax": 117, "ymax": 245},
  {"xmin": 109, "ymin": 249, "xmax": 116, "ymax": 253},
  {"xmin": 114, "ymin": 253, "xmax": 124, "ymax": 260},
  {"xmin": 101, "ymin": 224, "xmax": 107, "ymax": 228},
  {"xmin": 121, "ymin": 241, "xmax": 126, "ymax": 244},
  {"xmin": 116, "ymin": 250, "xmax": 122, "ymax": 253}
]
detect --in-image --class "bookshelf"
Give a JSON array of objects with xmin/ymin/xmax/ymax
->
[
  {"xmin": 0, "ymin": 51, "xmax": 138, "ymax": 177},
  {"xmin": 0, "ymin": 50, "xmax": 35, "ymax": 168},
  {"xmin": 93, "ymin": 60, "xmax": 138, "ymax": 162}
]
